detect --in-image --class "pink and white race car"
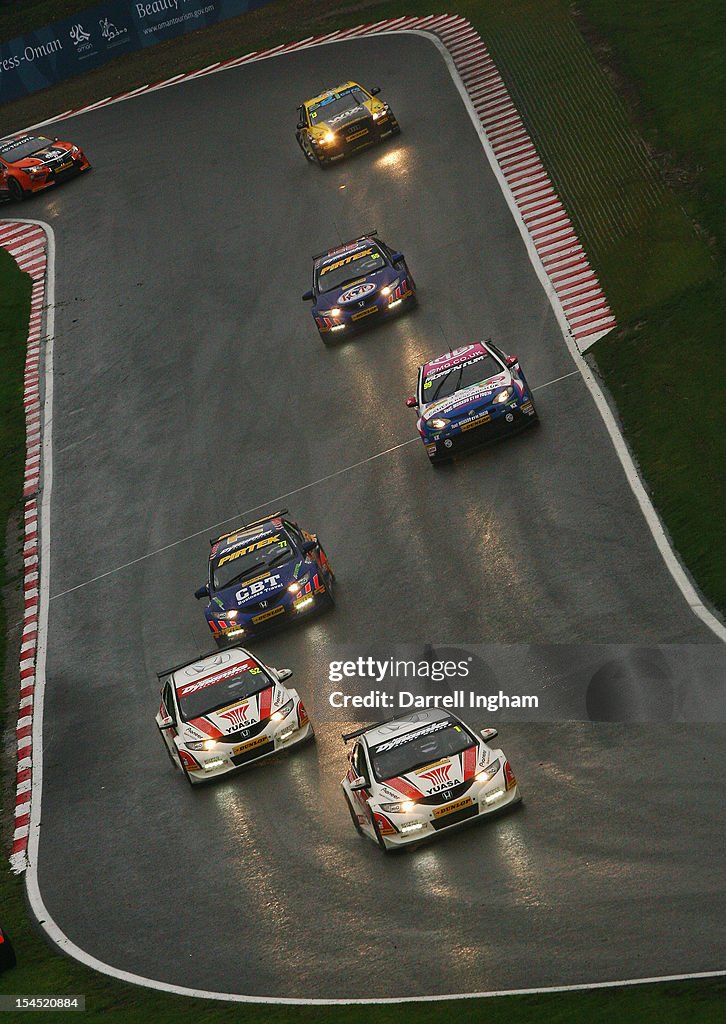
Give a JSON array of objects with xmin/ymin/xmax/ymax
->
[{"xmin": 405, "ymin": 340, "xmax": 538, "ymax": 464}]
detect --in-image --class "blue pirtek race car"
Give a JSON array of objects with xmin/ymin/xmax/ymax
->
[
  {"xmin": 302, "ymin": 232, "xmax": 416, "ymax": 341},
  {"xmin": 195, "ymin": 511, "xmax": 335, "ymax": 646},
  {"xmin": 406, "ymin": 341, "xmax": 539, "ymax": 465}
]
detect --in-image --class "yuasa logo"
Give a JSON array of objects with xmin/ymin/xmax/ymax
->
[
  {"xmin": 220, "ymin": 704, "xmax": 250, "ymax": 729},
  {"xmin": 418, "ymin": 763, "xmax": 451, "ymax": 787}
]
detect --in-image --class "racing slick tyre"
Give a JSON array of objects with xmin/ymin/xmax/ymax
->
[
  {"xmin": 8, "ymin": 177, "xmax": 24, "ymax": 201},
  {"xmin": 371, "ymin": 813, "xmax": 391, "ymax": 853},
  {"xmin": 297, "ymin": 133, "xmax": 315, "ymax": 163},
  {"xmin": 344, "ymin": 792, "xmax": 364, "ymax": 836},
  {"xmin": 157, "ymin": 726, "xmax": 178, "ymax": 768},
  {"xmin": 178, "ymin": 753, "xmax": 197, "ymax": 786}
]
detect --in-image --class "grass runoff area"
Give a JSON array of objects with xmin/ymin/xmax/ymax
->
[{"xmin": 0, "ymin": 0, "xmax": 725, "ymax": 1020}]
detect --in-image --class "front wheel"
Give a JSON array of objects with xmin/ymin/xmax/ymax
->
[
  {"xmin": 157, "ymin": 726, "xmax": 178, "ymax": 768},
  {"xmin": 344, "ymin": 792, "xmax": 364, "ymax": 836},
  {"xmin": 178, "ymin": 753, "xmax": 197, "ymax": 786},
  {"xmin": 8, "ymin": 177, "xmax": 24, "ymax": 201},
  {"xmin": 371, "ymin": 813, "xmax": 391, "ymax": 852}
]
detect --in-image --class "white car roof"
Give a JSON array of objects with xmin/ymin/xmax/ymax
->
[
  {"xmin": 362, "ymin": 708, "xmax": 453, "ymax": 748},
  {"xmin": 168, "ymin": 647, "xmax": 258, "ymax": 692}
]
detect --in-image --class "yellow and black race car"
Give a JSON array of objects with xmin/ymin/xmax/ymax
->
[{"xmin": 296, "ymin": 81, "xmax": 400, "ymax": 167}]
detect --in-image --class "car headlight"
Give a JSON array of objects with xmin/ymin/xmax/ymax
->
[
  {"xmin": 288, "ymin": 573, "xmax": 310, "ymax": 594},
  {"xmin": 271, "ymin": 698, "xmax": 294, "ymax": 722},
  {"xmin": 380, "ymin": 800, "xmax": 417, "ymax": 813},
  {"xmin": 25, "ymin": 165, "xmax": 44, "ymax": 174},
  {"xmin": 319, "ymin": 307, "xmax": 342, "ymax": 318},
  {"xmin": 223, "ymin": 609, "xmax": 238, "ymax": 620},
  {"xmin": 492, "ymin": 387, "xmax": 514, "ymax": 405},
  {"xmin": 381, "ymin": 281, "xmax": 399, "ymax": 296},
  {"xmin": 71, "ymin": 145, "xmax": 79, "ymax": 155},
  {"xmin": 428, "ymin": 417, "xmax": 450, "ymax": 430},
  {"xmin": 476, "ymin": 758, "xmax": 501, "ymax": 782},
  {"xmin": 187, "ymin": 738, "xmax": 219, "ymax": 751},
  {"xmin": 322, "ymin": 132, "xmax": 336, "ymax": 144}
]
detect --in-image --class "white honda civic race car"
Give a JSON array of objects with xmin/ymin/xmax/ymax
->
[
  {"xmin": 156, "ymin": 646, "xmax": 313, "ymax": 784},
  {"xmin": 341, "ymin": 709, "xmax": 520, "ymax": 850}
]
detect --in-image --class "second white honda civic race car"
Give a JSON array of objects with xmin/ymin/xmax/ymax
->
[
  {"xmin": 341, "ymin": 709, "xmax": 520, "ymax": 850},
  {"xmin": 156, "ymin": 646, "xmax": 313, "ymax": 784}
]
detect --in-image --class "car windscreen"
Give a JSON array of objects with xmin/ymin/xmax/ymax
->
[
  {"xmin": 369, "ymin": 720, "xmax": 476, "ymax": 782},
  {"xmin": 316, "ymin": 245, "xmax": 386, "ymax": 293},
  {"xmin": 422, "ymin": 354, "xmax": 502, "ymax": 404},
  {"xmin": 176, "ymin": 659, "xmax": 272, "ymax": 721},
  {"xmin": 0, "ymin": 136, "xmax": 51, "ymax": 162},
  {"xmin": 212, "ymin": 533, "xmax": 294, "ymax": 591},
  {"xmin": 309, "ymin": 88, "xmax": 368, "ymax": 123}
]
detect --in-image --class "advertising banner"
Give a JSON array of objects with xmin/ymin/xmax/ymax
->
[{"xmin": 0, "ymin": 0, "xmax": 272, "ymax": 105}]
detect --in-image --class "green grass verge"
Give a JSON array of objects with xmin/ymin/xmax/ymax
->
[
  {"xmin": 0, "ymin": 0, "xmax": 724, "ymax": 1019},
  {"xmin": 1, "ymin": 854, "xmax": 725, "ymax": 1022}
]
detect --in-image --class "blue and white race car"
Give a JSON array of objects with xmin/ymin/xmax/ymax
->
[
  {"xmin": 195, "ymin": 511, "xmax": 335, "ymax": 645},
  {"xmin": 406, "ymin": 341, "xmax": 538, "ymax": 464},
  {"xmin": 302, "ymin": 232, "xmax": 416, "ymax": 341}
]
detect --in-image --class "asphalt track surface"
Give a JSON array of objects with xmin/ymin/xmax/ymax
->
[{"xmin": 28, "ymin": 33, "xmax": 724, "ymax": 997}]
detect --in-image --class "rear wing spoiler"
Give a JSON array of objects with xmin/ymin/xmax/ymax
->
[
  {"xmin": 156, "ymin": 647, "xmax": 225, "ymax": 681},
  {"xmin": 341, "ymin": 713, "xmax": 407, "ymax": 743},
  {"xmin": 313, "ymin": 231, "xmax": 377, "ymax": 261},
  {"xmin": 209, "ymin": 508, "xmax": 289, "ymax": 546}
]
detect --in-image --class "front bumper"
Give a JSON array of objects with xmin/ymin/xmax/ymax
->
[
  {"xmin": 317, "ymin": 114, "xmax": 399, "ymax": 162},
  {"xmin": 315, "ymin": 284, "xmax": 415, "ymax": 336},
  {"xmin": 23, "ymin": 153, "xmax": 91, "ymax": 193},
  {"xmin": 180, "ymin": 714, "xmax": 313, "ymax": 783},
  {"xmin": 378, "ymin": 781, "xmax": 521, "ymax": 848},
  {"xmin": 207, "ymin": 584, "xmax": 329, "ymax": 641},
  {"xmin": 423, "ymin": 398, "xmax": 537, "ymax": 460}
]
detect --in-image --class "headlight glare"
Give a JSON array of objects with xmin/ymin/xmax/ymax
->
[
  {"xmin": 429, "ymin": 417, "xmax": 450, "ymax": 430},
  {"xmin": 476, "ymin": 758, "xmax": 501, "ymax": 782},
  {"xmin": 492, "ymin": 387, "xmax": 514, "ymax": 405},
  {"xmin": 288, "ymin": 573, "xmax": 310, "ymax": 594},
  {"xmin": 380, "ymin": 800, "xmax": 416, "ymax": 813},
  {"xmin": 271, "ymin": 698, "xmax": 294, "ymax": 722},
  {"xmin": 187, "ymin": 738, "xmax": 219, "ymax": 751}
]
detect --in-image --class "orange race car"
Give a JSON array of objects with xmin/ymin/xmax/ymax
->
[{"xmin": 0, "ymin": 132, "xmax": 91, "ymax": 201}]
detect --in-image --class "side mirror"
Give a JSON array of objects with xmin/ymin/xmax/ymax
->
[
  {"xmin": 297, "ymin": 121, "xmax": 306, "ymax": 130},
  {"xmin": 350, "ymin": 777, "xmax": 368, "ymax": 792},
  {"xmin": 390, "ymin": 251, "xmax": 404, "ymax": 264},
  {"xmin": 276, "ymin": 667, "xmax": 293, "ymax": 683},
  {"xmin": 405, "ymin": 396, "xmax": 418, "ymax": 408},
  {"xmin": 505, "ymin": 355, "xmax": 519, "ymax": 368},
  {"xmin": 302, "ymin": 289, "xmax": 314, "ymax": 301},
  {"xmin": 159, "ymin": 713, "xmax": 175, "ymax": 729},
  {"xmin": 302, "ymin": 539, "xmax": 317, "ymax": 554},
  {"xmin": 194, "ymin": 584, "xmax": 210, "ymax": 600},
  {"xmin": 370, "ymin": 87, "xmax": 381, "ymax": 96},
  {"xmin": 481, "ymin": 727, "xmax": 498, "ymax": 742}
]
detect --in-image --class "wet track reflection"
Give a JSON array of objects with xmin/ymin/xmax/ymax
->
[{"xmin": 32, "ymin": 31, "xmax": 724, "ymax": 997}]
